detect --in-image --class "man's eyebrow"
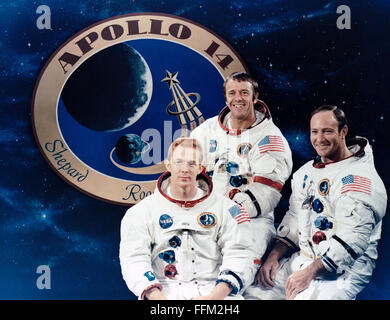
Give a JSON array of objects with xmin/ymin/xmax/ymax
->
[{"xmin": 310, "ymin": 127, "xmax": 335, "ymax": 131}]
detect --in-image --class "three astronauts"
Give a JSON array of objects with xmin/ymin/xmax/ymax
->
[{"xmin": 119, "ymin": 72, "xmax": 387, "ymax": 300}]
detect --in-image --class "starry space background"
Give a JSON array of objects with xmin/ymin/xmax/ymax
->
[{"xmin": 0, "ymin": 0, "xmax": 389, "ymax": 299}]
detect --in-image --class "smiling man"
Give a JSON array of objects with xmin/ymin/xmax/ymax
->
[
  {"xmin": 191, "ymin": 72, "xmax": 292, "ymax": 299},
  {"xmin": 310, "ymin": 106, "xmax": 352, "ymax": 163},
  {"xmin": 119, "ymin": 137, "xmax": 257, "ymax": 300},
  {"xmin": 254, "ymin": 105, "xmax": 387, "ymax": 300}
]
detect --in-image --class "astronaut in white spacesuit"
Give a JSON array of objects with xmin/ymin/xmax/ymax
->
[
  {"xmin": 191, "ymin": 72, "xmax": 293, "ymax": 297},
  {"xmin": 255, "ymin": 105, "xmax": 387, "ymax": 300},
  {"xmin": 119, "ymin": 137, "xmax": 257, "ymax": 300}
]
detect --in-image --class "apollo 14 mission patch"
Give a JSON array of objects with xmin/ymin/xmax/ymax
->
[
  {"xmin": 31, "ymin": 13, "xmax": 248, "ymax": 206},
  {"xmin": 197, "ymin": 212, "xmax": 217, "ymax": 228}
]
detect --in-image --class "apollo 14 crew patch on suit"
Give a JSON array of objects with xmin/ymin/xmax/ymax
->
[{"xmin": 197, "ymin": 212, "xmax": 217, "ymax": 228}]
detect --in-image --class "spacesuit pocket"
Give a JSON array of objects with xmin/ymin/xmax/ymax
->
[
  {"xmin": 256, "ymin": 153, "xmax": 277, "ymax": 174},
  {"xmin": 338, "ymin": 199, "xmax": 375, "ymax": 234}
]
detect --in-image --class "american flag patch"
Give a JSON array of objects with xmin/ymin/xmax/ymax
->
[
  {"xmin": 341, "ymin": 175, "xmax": 371, "ymax": 195},
  {"xmin": 258, "ymin": 135, "xmax": 285, "ymax": 153},
  {"xmin": 228, "ymin": 205, "xmax": 250, "ymax": 224}
]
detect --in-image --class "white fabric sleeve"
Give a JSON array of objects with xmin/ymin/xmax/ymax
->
[
  {"xmin": 233, "ymin": 182, "xmax": 282, "ymax": 218},
  {"xmin": 233, "ymin": 138, "xmax": 292, "ymax": 259},
  {"xmin": 119, "ymin": 207, "xmax": 162, "ymax": 299},
  {"xmin": 216, "ymin": 200, "xmax": 257, "ymax": 294},
  {"xmin": 275, "ymin": 174, "xmax": 302, "ymax": 251},
  {"xmin": 243, "ymin": 139, "xmax": 292, "ymax": 217},
  {"xmin": 233, "ymin": 191, "xmax": 276, "ymax": 259},
  {"xmin": 320, "ymin": 194, "xmax": 377, "ymax": 273},
  {"xmin": 190, "ymin": 121, "xmax": 212, "ymax": 168}
]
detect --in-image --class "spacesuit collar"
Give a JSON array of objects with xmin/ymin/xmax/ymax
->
[
  {"xmin": 313, "ymin": 136, "xmax": 368, "ymax": 168},
  {"xmin": 218, "ymin": 99, "xmax": 271, "ymax": 135},
  {"xmin": 156, "ymin": 171, "xmax": 213, "ymax": 208}
]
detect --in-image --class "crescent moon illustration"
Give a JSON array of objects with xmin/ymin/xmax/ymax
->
[{"xmin": 110, "ymin": 148, "xmax": 166, "ymax": 175}]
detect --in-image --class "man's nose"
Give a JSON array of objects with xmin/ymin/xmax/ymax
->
[
  {"xmin": 232, "ymin": 93, "xmax": 243, "ymax": 100},
  {"xmin": 179, "ymin": 163, "xmax": 190, "ymax": 171},
  {"xmin": 317, "ymin": 131, "xmax": 326, "ymax": 141}
]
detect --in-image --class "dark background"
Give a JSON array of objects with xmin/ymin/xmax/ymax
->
[{"xmin": 0, "ymin": 0, "xmax": 389, "ymax": 299}]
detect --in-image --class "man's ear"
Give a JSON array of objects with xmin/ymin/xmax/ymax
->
[
  {"xmin": 253, "ymin": 91, "xmax": 259, "ymax": 102},
  {"xmin": 341, "ymin": 125, "xmax": 348, "ymax": 139},
  {"xmin": 197, "ymin": 164, "xmax": 205, "ymax": 175},
  {"xmin": 164, "ymin": 159, "xmax": 171, "ymax": 172}
]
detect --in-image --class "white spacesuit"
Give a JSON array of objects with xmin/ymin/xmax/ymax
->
[
  {"xmin": 191, "ymin": 101, "xmax": 293, "ymax": 263},
  {"xmin": 257, "ymin": 137, "xmax": 387, "ymax": 299},
  {"xmin": 119, "ymin": 171, "xmax": 257, "ymax": 300}
]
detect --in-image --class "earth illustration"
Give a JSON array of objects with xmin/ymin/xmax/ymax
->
[{"xmin": 115, "ymin": 133, "xmax": 149, "ymax": 164}]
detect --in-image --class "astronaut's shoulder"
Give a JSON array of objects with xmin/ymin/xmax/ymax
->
[
  {"xmin": 221, "ymin": 194, "xmax": 239, "ymax": 207},
  {"xmin": 333, "ymin": 162, "xmax": 387, "ymax": 205},
  {"xmin": 336, "ymin": 161, "xmax": 383, "ymax": 184},
  {"xmin": 261, "ymin": 118, "xmax": 287, "ymax": 136},
  {"xmin": 293, "ymin": 160, "xmax": 314, "ymax": 177},
  {"xmin": 207, "ymin": 193, "xmax": 236, "ymax": 212},
  {"xmin": 288, "ymin": 162, "xmax": 312, "ymax": 190},
  {"xmin": 123, "ymin": 193, "xmax": 157, "ymax": 218},
  {"xmin": 193, "ymin": 116, "xmax": 219, "ymax": 132},
  {"xmin": 253, "ymin": 124, "xmax": 291, "ymax": 153},
  {"xmin": 267, "ymin": 120, "xmax": 284, "ymax": 132}
]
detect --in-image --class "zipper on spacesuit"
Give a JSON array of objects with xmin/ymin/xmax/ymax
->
[
  {"xmin": 181, "ymin": 230, "xmax": 194, "ymax": 282},
  {"xmin": 182, "ymin": 230, "xmax": 189, "ymax": 250}
]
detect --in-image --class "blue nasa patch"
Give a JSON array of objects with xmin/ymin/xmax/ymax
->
[
  {"xmin": 209, "ymin": 139, "xmax": 217, "ymax": 152},
  {"xmin": 159, "ymin": 214, "xmax": 173, "ymax": 229},
  {"xmin": 197, "ymin": 212, "xmax": 217, "ymax": 228},
  {"xmin": 144, "ymin": 271, "xmax": 156, "ymax": 281},
  {"xmin": 318, "ymin": 179, "xmax": 330, "ymax": 196}
]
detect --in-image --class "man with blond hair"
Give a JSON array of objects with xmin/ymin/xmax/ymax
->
[{"xmin": 120, "ymin": 137, "xmax": 257, "ymax": 300}]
